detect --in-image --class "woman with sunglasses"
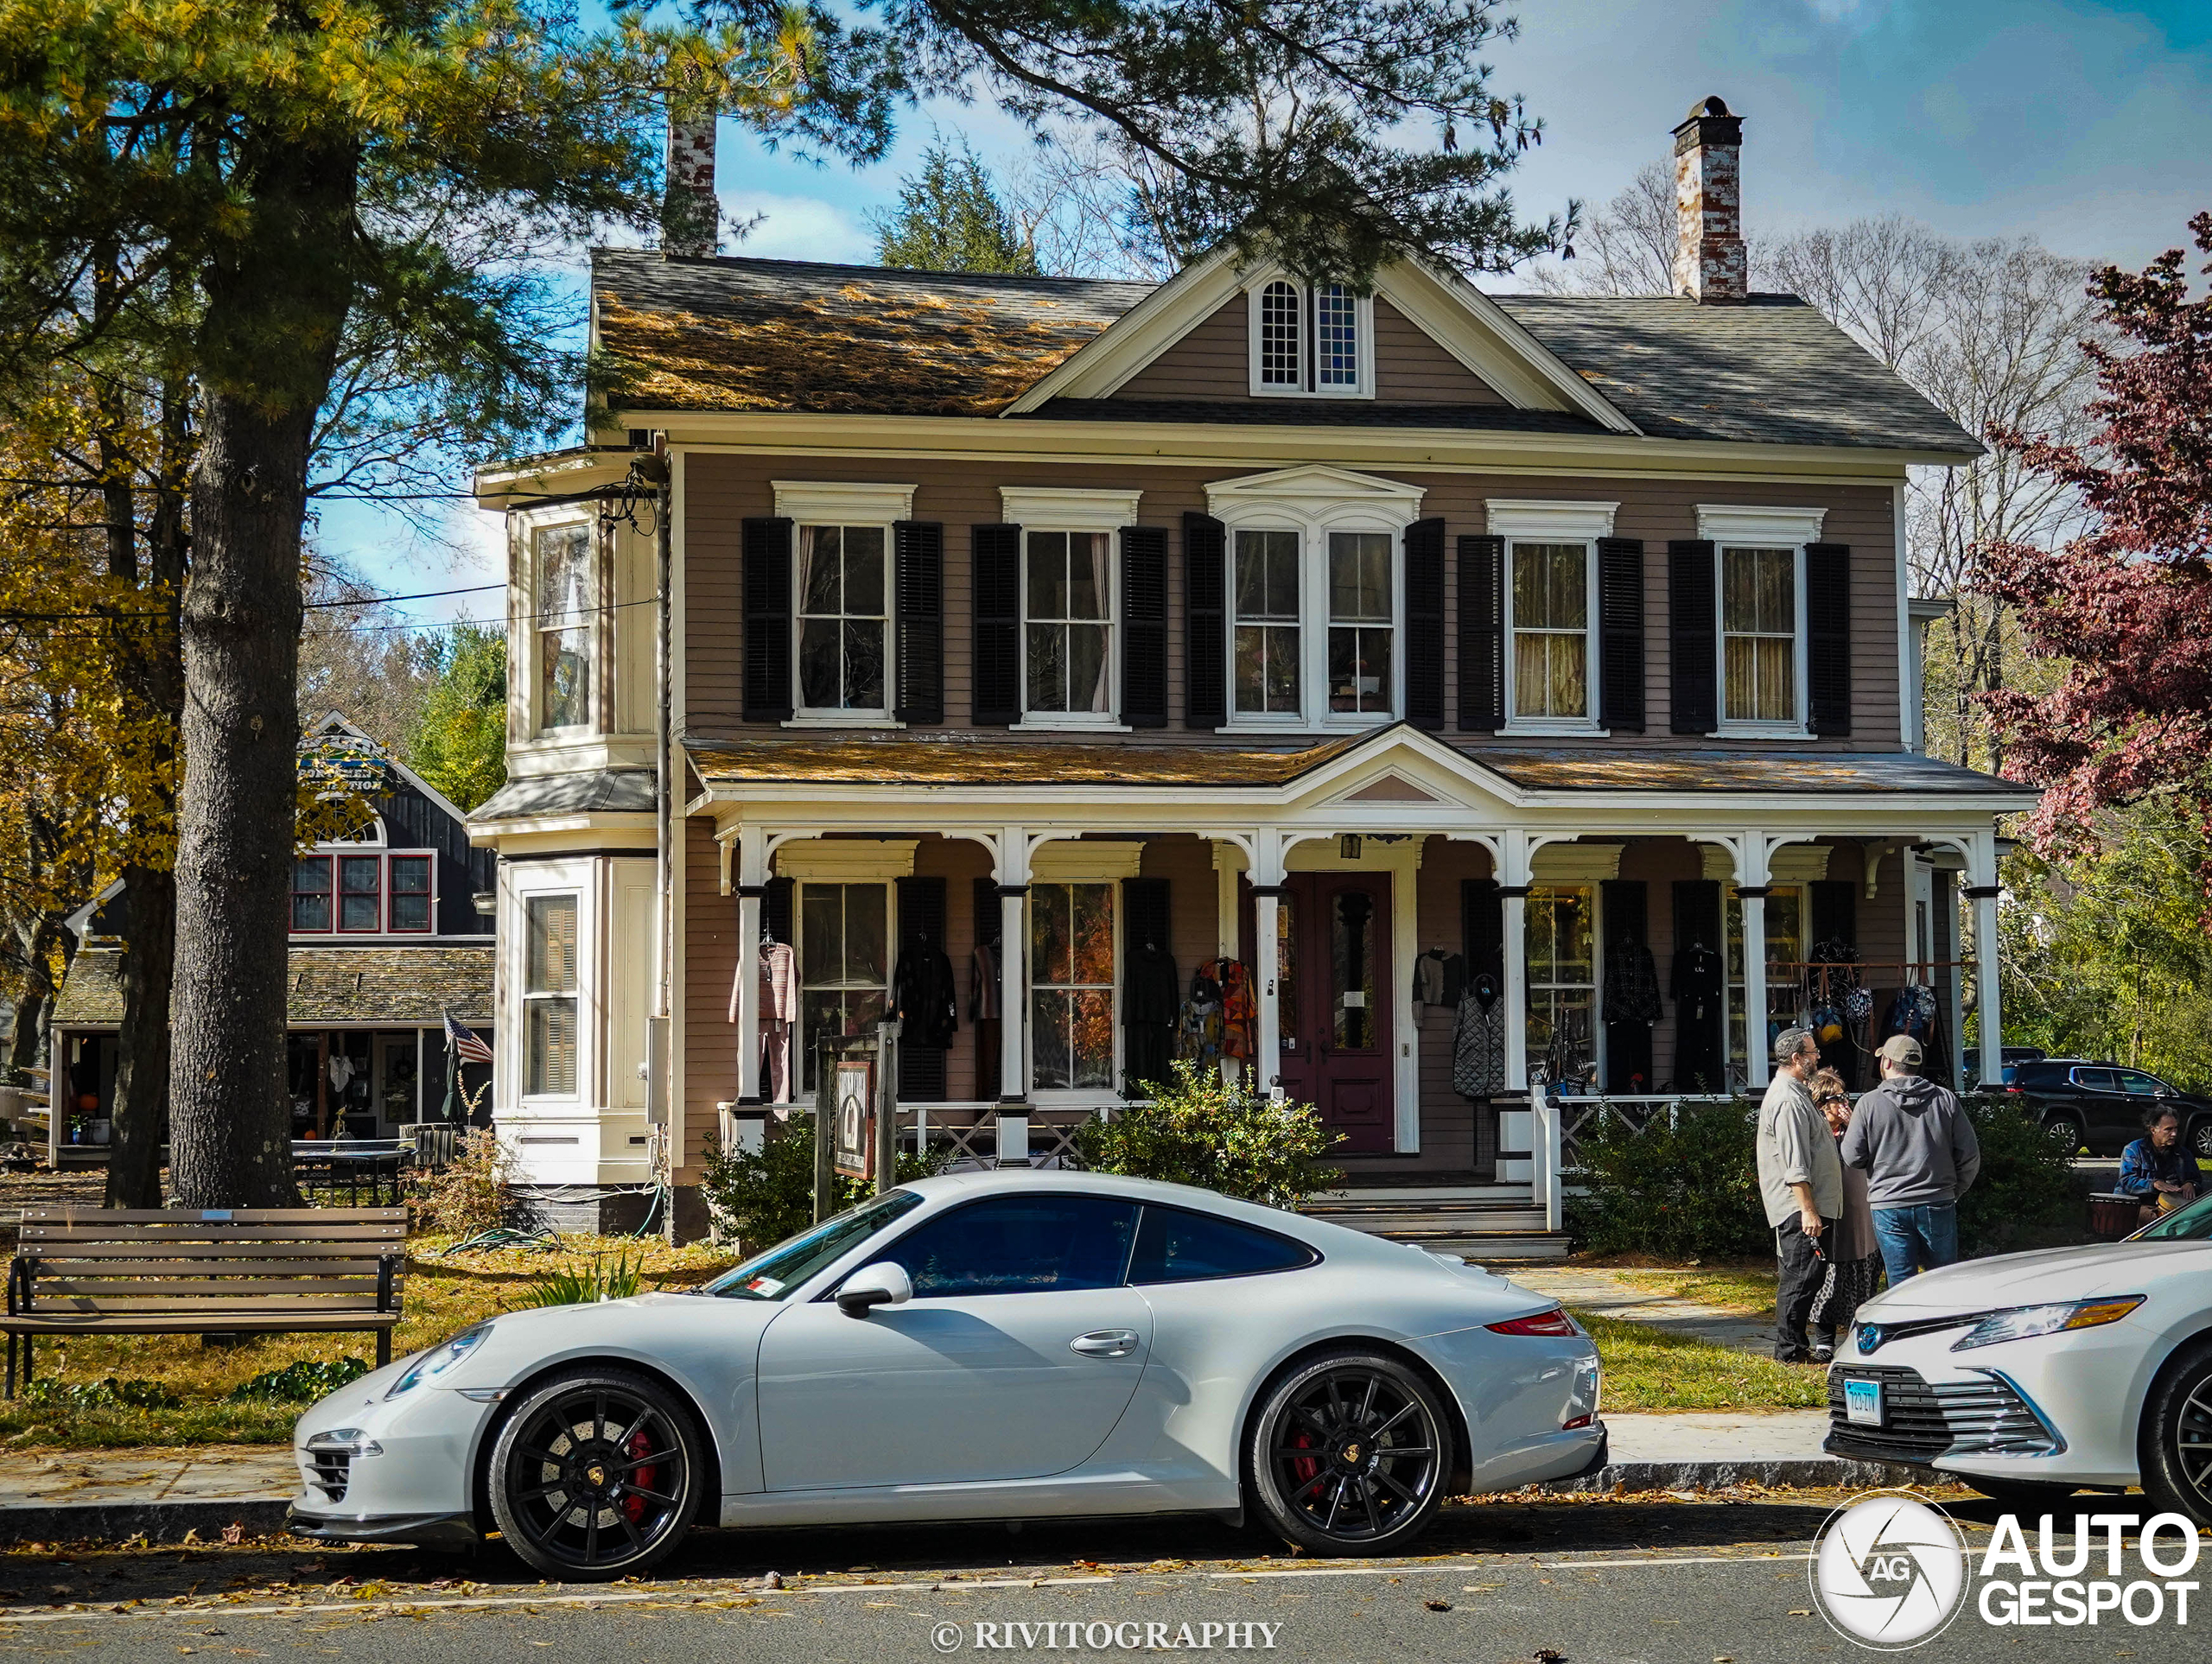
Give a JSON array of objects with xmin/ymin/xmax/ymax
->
[{"xmin": 1808, "ymin": 1067, "xmax": 1881, "ymax": 1362}]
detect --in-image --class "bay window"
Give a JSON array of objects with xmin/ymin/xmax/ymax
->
[
  {"xmin": 1030, "ymin": 881, "xmax": 1116, "ymax": 1092},
  {"xmin": 524, "ymin": 894, "xmax": 579, "ymax": 1097},
  {"xmin": 797, "ymin": 524, "xmax": 889, "ymax": 715},
  {"xmin": 533, "ymin": 523, "xmax": 592, "ymax": 734},
  {"xmin": 1326, "ymin": 532, "xmax": 1393, "ymax": 715},
  {"xmin": 1233, "ymin": 529, "xmax": 1302, "ymax": 716}
]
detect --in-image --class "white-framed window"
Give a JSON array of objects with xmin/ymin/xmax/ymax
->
[
  {"xmin": 1487, "ymin": 499, "xmax": 1617, "ymax": 736},
  {"xmin": 796, "ymin": 523, "xmax": 890, "ymax": 716},
  {"xmin": 1695, "ymin": 505, "xmax": 1827, "ymax": 737},
  {"xmin": 1526, "ymin": 885, "xmax": 1597, "ymax": 1080},
  {"xmin": 798, "ymin": 881, "xmax": 891, "ymax": 1093},
  {"xmin": 1234, "ymin": 529, "xmax": 1303, "ymax": 717},
  {"xmin": 532, "ymin": 522, "xmax": 593, "ymax": 734},
  {"xmin": 1246, "ymin": 276, "xmax": 1373, "ymax": 397},
  {"xmin": 1001, "ymin": 487, "xmax": 1138, "ymax": 730},
  {"xmin": 524, "ymin": 893, "xmax": 580, "ymax": 1098},
  {"xmin": 1029, "ymin": 880, "xmax": 1116, "ymax": 1093},
  {"xmin": 1208, "ymin": 466, "xmax": 1427, "ymax": 729},
  {"xmin": 290, "ymin": 852, "xmax": 435, "ymax": 936}
]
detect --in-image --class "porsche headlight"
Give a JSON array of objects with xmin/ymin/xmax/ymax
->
[
  {"xmin": 386, "ymin": 1324, "xmax": 492, "ymax": 1397},
  {"xmin": 1949, "ymin": 1296, "xmax": 2143, "ymax": 1351}
]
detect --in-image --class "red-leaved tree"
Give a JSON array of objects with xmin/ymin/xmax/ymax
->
[{"xmin": 1978, "ymin": 212, "xmax": 2212, "ymax": 878}]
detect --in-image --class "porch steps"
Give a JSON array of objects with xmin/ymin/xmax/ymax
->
[{"xmin": 1301, "ymin": 1186, "xmax": 1572, "ymax": 1262}]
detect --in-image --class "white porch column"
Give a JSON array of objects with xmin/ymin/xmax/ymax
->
[
  {"xmin": 1249, "ymin": 829, "xmax": 1286, "ymax": 1096},
  {"xmin": 1497, "ymin": 831, "xmax": 1532, "ymax": 1092},
  {"xmin": 733, "ymin": 824, "xmax": 766, "ymax": 1105},
  {"xmin": 995, "ymin": 827, "xmax": 1029, "ymax": 1106},
  {"xmin": 1966, "ymin": 833, "xmax": 2003, "ymax": 1089},
  {"xmin": 1736, "ymin": 832, "xmax": 1775, "ymax": 1089}
]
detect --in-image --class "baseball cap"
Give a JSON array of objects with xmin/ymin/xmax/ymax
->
[{"xmin": 1876, "ymin": 1034, "xmax": 1923, "ymax": 1066}]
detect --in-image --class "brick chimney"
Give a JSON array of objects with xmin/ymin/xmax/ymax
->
[
  {"xmin": 1671, "ymin": 96, "xmax": 1745, "ymax": 303},
  {"xmin": 662, "ymin": 109, "xmax": 719, "ymax": 259}
]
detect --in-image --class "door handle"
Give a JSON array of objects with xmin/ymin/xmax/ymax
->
[{"xmin": 1069, "ymin": 1329, "xmax": 1140, "ymax": 1358}]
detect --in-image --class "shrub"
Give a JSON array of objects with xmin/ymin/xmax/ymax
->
[
  {"xmin": 510, "ymin": 1252, "xmax": 647, "ymax": 1309},
  {"xmin": 410, "ymin": 1127, "xmax": 515, "ymax": 1238},
  {"xmin": 1567, "ymin": 1097, "xmax": 1769, "ymax": 1260},
  {"xmin": 24, "ymin": 1376, "xmax": 180, "ymax": 1410},
  {"xmin": 698, "ymin": 1113, "xmax": 948, "ymax": 1253},
  {"xmin": 225, "ymin": 1357, "xmax": 370, "ymax": 1404},
  {"xmin": 1071, "ymin": 1060, "xmax": 1342, "ymax": 1208},
  {"xmin": 1957, "ymin": 1092, "xmax": 2082, "ymax": 1254}
]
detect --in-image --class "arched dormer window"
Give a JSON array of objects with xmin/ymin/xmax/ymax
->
[
  {"xmin": 1259, "ymin": 281, "xmax": 1301, "ymax": 386},
  {"xmin": 1247, "ymin": 277, "xmax": 1371, "ymax": 398}
]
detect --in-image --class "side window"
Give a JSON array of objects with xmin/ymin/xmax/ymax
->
[
  {"xmin": 534, "ymin": 522, "xmax": 593, "ymax": 733},
  {"xmin": 872, "ymin": 1196, "xmax": 1140, "ymax": 1298},
  {"xmin": 2074, "ymin": 1068, "xmax": 2118, "ymax": 1092},
  {"xmin": 1128, "ymin": 1205, "xmax": 1318, "ymax": 1285},
  {"xmin": 524, "ymin": 894, "xmax": 579, "ymax": 1096},
  {"xmin": 2119, "ymin": 1070, "xmax": 2164, "ymax": 1096}
]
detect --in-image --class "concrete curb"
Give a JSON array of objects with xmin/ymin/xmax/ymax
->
[{"xmin": 0, "ymin": 1499, "xmax": 293, "ymax": 1546}]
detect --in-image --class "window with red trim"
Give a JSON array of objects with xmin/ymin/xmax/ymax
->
[
  {"xmin": 338, "ymin": 856, "xmax": 383, "ymax": 932},
  {"xmin": 390, "ymin": 855, "xmax": 433, "ymax": 932},
  {"xmin": 293, "ymin": 857, "xmax": 333, "ymax": 932}
]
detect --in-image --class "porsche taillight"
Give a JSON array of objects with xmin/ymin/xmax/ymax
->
[{"xmin": 1486, "ymin": 1307, "xmax": 1578, "ymax": 1337}]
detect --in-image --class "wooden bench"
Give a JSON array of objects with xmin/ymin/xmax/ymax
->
[{"xmin": 2, "ymin": 1207, "xmax": 407, "ymax": 1395}]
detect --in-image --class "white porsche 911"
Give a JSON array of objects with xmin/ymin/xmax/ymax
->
[
  {"xmin": 1825, "ymin": 1191, "xmax": 2212, "ymax": 1520},
  {"xmin": 285, "ymin": 1170, "xmax": 1605, "ymax": 1578}
]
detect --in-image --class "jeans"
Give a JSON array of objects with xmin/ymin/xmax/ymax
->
[
  {"xmin": 1774, "ymin": 1218, "xmax": 1840, "ymax": 1361},
  {"xmin": 1872, "ymin": 1203, "xmax": 1959, "ymax": 1286}
]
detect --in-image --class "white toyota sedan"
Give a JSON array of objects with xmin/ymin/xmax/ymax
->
[
  {"xmin": 286, "ymin": 1170, "xmax": 1605, "ymax": 1578},
  {"xmin": 1825, "ymin": 1191, "xmax": 2212, "ymax": 1520}
]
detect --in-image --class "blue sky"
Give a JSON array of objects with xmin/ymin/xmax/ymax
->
[{"xmin": 324, "ymin": 0, "xmax": 2212, "ymax": 619}]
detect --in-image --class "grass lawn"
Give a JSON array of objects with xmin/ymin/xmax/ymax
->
[
  {"xmin": 1574, "ymin": 1312, "xmax": 1827, "ymax": 1411},
  {"xmin": 1605, "ymin": 1265, "xmax": 1780, "ymax": 1318},
  {"xmin": 0, "ymin": 1234, "xmax": 738, "ymax": 1451}
]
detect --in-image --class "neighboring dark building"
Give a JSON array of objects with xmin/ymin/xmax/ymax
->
[{"xmin": 46, "ymin": 714, "xmax": 495, "ymax": 1163}]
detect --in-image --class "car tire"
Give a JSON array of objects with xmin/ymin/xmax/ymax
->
[
  {"xmin": 2190, "ymin": 1117, "xmax": 2212, "ymax": 1164},
  {"xmin": 2139, "ymin": 1337, "xmax": 2212, "ymax": 1527},
  {"xmin": 1245, "ymin": 1348, "xmax": 1452, "ymax": 1558},
  {"xmin": 1960, "ymin": 1475, "xmax": 2082, "ymax": 1510},
  {"xmin": 487, "ymin": 1367, "xmax": 705, "ymax": 1581},
  {"xmin": 2044, "ymin": 1110, "xmax": 2087, "ymax": 1156}
]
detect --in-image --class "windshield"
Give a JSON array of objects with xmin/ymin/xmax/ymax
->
[
  {"xmin": 702, "ymin": 1190, "xmax": 927, "ymax": 1299},
  {"xmin": 2132, "ymin": 1191, "xmax": 2212, "ymax": 1242}
]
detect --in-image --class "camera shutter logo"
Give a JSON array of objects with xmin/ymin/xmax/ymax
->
[{"xmin": 1810, "ymin": 1491, "xmax": 1970, "ymax": 1649}]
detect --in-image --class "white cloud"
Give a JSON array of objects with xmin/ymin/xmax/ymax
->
[{"xmin": 719, "ymin": 190, "xmax": 874, "ymax": 264}]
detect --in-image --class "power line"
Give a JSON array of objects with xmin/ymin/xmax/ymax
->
[
  {"xmin": 8, "ymin": 593, "xmax": 663, "ymax": 643},
  {"xmin": 0, "ymin": 581, "xmax": 504, "ymax": 626}
]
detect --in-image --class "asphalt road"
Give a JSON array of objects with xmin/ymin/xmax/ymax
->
[{"xmin": 0, "ymin": 1490, "xmax": 2199, "ymax": 1661}]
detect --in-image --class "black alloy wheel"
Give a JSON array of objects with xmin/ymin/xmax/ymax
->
[
  {"xmin": 2140, "ymin": 1338, "xmax": 2212, "ymax": 1528},
  {"xmin": 1247, "ymin": 1350, "xmax": 1451, "ymax": 1556},
  {"xmin": 488, "ymin": 1369, "xmax": 703, "ymax": 1580},
  {"xmin": 2044, "ymin": 1110, "xmax": 2087, "ymax": 1156},
  {"xmin": 2190, "ymin": 1115, "xmax": 2212, "ymax": 1162}
]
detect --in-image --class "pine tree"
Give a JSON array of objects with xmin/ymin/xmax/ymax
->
[{"xmin": 874, "ymin": 145, "xmax": 1039, "ymax": 274}]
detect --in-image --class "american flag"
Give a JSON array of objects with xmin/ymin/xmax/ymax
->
[{"xmin": 443, "ymin": 1011, "xmax": 494, "ymax": 1065}]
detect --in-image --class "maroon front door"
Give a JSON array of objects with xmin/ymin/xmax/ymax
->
[{"xmin": 1260, "ymin": 873, "xmax": 1395, "ymax": 1154}]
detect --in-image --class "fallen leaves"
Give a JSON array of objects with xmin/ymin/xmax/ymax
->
[{"xmin": 1423, "ymin": 1598, "xmax": 1452, "ymax": 1611}]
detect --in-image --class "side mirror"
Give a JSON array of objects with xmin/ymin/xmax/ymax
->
[{"xmin": 834, "ymin": 1261, "xmax": 912, "ymax": 1318}]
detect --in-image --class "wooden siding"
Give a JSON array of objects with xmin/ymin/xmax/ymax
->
[
  {"xmin": 681, "ymin": 814, "xmax": 739, "ymax": 1178},
  {"xmin": 1106, "ymin": 295, "xmax": 1504, "ymax": 404},
  {"xmin": 686, "ymin": 453, "xmax": 1904, "ymax": 748},
  {"xmin": 1372, "ymin": 300, "xmax": 1504, "ymax": 403}
]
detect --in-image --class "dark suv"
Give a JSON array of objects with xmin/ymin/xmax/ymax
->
[{"xmin": 2007, "ymin": 1059, "xmax": 2212, "ymax": 1158}]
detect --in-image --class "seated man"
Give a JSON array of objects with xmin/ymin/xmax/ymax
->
[{"xmin": 2119, "ymin": 1108, "xmax": 2203, "ymax": 1226}]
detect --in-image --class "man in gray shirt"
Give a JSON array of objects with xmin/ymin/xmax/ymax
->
[
  {"xmin": 1842, "ymin": 1033, "xmax": 1980, "ymax": 1283},
  {"xmin": 1756, "ymin": 1027, "xmax": 1843, "ymax": 1364}
]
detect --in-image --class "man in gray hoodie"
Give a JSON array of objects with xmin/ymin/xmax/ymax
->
[{"xmin": 1841, "ymin": 1034, "xmax": 1981, "ymax": 1284}]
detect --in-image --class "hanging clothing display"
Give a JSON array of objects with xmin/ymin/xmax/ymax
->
[
  {"xmin": 1177, "ymin": 958, "xmax": 1253, "ymax": 1065},
  {"xmin": 969, "ymin": 942, "xmax": 1000, "ymax": 1022},
  {"xmin": 1451, "ymin": 977, "xmax": 1507, "ymax": 1098},
  {"xmin": 1410, "ymin": 949, "xmax": 1467, "ymax": 1017},
  {"xmin": 892, "ymin": 937, "xmax": 959, "ymax": 1049},
  {"xmin": 1122, "ymin": 941, "xmax": 1180, "ymax": 1094},
  {"xmin": 729, "ymin": 940, "xmax": 798, "ymax": 1105},
  {"xmin": 1670, "ymin": 941, "xmax": 1726, "ymax": 1091},
  {"xmin": 1602, "ymin": 940, "xmax": 1662, "ymax": 1025}
]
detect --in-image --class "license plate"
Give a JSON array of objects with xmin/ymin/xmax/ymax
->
[{"xmin": 1844, "ymin": 1378, "xmax": 1885, "ymax": 1427}]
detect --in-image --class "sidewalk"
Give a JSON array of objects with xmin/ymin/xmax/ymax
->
[{"xmin": 1506, "ymin": 1266, "xmax": 1775, "ymax": 1355}]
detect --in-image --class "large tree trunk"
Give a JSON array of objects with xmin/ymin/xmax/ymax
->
[
  {"xmin": 105, "ymin": 864, "xmax": 174, "ymax": 1207},
  {"xmin": 167, "ymin": 143, "xmax": 354, "ymax": 1209}
]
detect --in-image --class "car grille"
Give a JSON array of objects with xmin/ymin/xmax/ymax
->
[
  {"xmin": 1826, "ymin": 1365, "xmax": 2059, "ymax": 1464},
  {"xmin": 302, "ymin": 1449, "xmax": 351, "ymax": 1503}
]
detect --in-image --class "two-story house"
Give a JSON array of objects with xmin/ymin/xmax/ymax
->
[{"xmin": 468, "ymin": 98, "xmax": 2035, "ymax": 1235}]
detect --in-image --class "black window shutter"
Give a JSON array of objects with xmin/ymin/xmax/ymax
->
[
  {"xmin": 1668, "ymin": 539, "xmax": 1717, "ymax": 734},
  {"xmin": 973, "ymin": 874, "xmax": 1001, "ymax": 947},
  {"xmin": 1810, "ymin": 878, "xmax": 1857, "ymax": 949},
  {"xmin": 741, "ymin": 517, "xmax": 793, "ymax": 722},
  {"xmin": 1806, "ymin": 543, "xmax": 1852, "ymax": 736},
  {"xmin": 971, "ymin": 523, "xmax": 1022, "ymax": 727},
  {"xmin": 895, "ymin": 876, "xmax": 948, "ymax": 1101},
  {"xmin": 1600, "ymin": 877, "xmax": 1649, "ymax": 946},
  {"xmin": 1671, "ymin": 879, "xmax": 1720, "ymax": 956},
  {"xmin": 762, "ymin": 876, "xmax": 793, "ymax": 946},
  {"xmin": 1184, "ymin": 512, "xmax": 1226, "ymax": 729},
  {"xmin": 1122, "ymin": 878, "xmax": 1171, "ymax": 970},
  {"xmin": 1120, "ymin": 526, "xmax": 1169, "ymax": 728},
  {"xmin": 1598, "ymin": 537, "xmax": 1646, "ymax": 734},
  {"xmin": 1403, "ymin": 518, "xmax": 1446, "ymax": 730},
  {"xmin": 1462, "ymin": 877, "xmax": 1503, "ymax": 985},
  {"xmin": 1456, "ymin": 534, "xmax": 1504, "ymax": 732},
  {"xmin": 893, "ymin": 520, "xmax": 944, "ymax": 726}
]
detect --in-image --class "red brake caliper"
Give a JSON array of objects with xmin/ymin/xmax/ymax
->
[
  {"xmin": 1288, "ymin": 1429, "xmax": 1319, "ymax": 1488},
  {"xmin": 623, "ymin": 1431, "xmax": 655, "ymax": 1525}
]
